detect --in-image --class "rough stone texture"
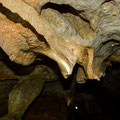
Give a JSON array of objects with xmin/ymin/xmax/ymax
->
[
  {"xmin": 0, "ymin": 55, "xmax": 58, "ymax": 120},
  {"xmin": 0, "ymin": 12, "xmax": 47, "ymax": 65},
  {"xmin": 1, "ymin": 0, "xmax": 120, "ymax": 81},
  {"xmin": 0, "ymin": 0, "xmax": 120, "ymax": 119}
]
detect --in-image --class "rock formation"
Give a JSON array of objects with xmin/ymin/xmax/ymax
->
[
  {"xmin": 0, "ymin": 0, "xmax": 120, "ymax": 119},
  {"xmin": 1, "ymin": 0, "xmax": 120, "ymax": 82}
]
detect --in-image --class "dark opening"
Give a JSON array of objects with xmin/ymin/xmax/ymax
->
[{"xmin": 41, "ymin": 2, "xmax": 81, "ymax": 16}]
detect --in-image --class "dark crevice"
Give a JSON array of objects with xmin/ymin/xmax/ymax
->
[
  {"xmin": 41, "ymin": 2, "xmax": 82, "ymax": 17},
  {"xmin": 95, "ymin": 39, "xmax": 120, "ymax": 67},
  {"xmin": 95, "ymin": 39, "xmax": 120, "ymax": 54},
  {"xmin": 0, "ymin": 3, "xmax": 48, "ymax": 46},
  {"xmin": 102, "ymin": 39, "xmax": 120, "ymax": 46},
  {"xmin": 101, "ymin": 0, "xmax": 113, "ymax": 5},
  {"xmin": 41, "ymin": 2, "xmax": 90, "ymax": 28}
]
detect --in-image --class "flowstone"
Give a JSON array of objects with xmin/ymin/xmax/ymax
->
[{"xmin": 0, "ymin": 0, "xmax": 120, "ymax": 119}]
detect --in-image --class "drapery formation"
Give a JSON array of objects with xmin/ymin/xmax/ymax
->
[{"xmin": 0, "ymin": 0, "xmax": 120, "ymax": 82}]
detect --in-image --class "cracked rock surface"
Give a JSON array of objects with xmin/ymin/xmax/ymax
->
[
  {"xmin": 0, "ymin": 0, "xmax": 120, "ymax": 81},
  {"xmin": 1, "ymin": 1, "xmax": 120, "ymax": 120}
]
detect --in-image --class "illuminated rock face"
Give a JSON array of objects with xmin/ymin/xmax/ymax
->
[
  {"xmin": 0, "ymin": 0, "xmax": 120, "ymax": 81},
  {"xmin": 1, "ymin": 0, "xmax": 120, "ymax": 120}
]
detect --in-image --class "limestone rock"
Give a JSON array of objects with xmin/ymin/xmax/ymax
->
[{"xmin": 0, "ymin": 0, "xmax": 120, "ymax": 81}]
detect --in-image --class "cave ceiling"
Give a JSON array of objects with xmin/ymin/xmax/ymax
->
[{"xmin": 0, "ymin": 0, "xmax": 120, "ymax": 82}]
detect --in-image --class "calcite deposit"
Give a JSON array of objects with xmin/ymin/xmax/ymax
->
[
  {"xmin": 0, "ymin": 0, "xmax": 120, "ymax": 120},
  {"xmin": 1, "ymin": 0, "xmax": 120, "ymax": 81}
]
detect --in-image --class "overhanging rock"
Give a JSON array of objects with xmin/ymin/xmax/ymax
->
[{"xmin": 0, "ymin": 0, "xmax": 120, "ymax": 81}]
